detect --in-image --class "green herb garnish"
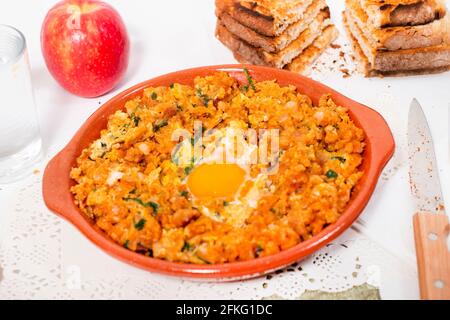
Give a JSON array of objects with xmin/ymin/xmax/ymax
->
[
  {"xmin": 151, "ymin": 92, "xmax": 158, "ymax": 100},
  {"xmin": 243, "ymin": 67, "xmax": 256, "ymax": 91},
  {"xmin": 182, "ymin": 241, "xmax": 194, "ymax": 252},
  {"xmin": 195, "ymin": 255, "xmax": 211, "ymax": 264},
  {"xmin": 170, "ymin": 83, "xmax": 175, "ymax": 89},
  {"xmin": 325, "ymin": 169, "xmax": 338, "ymax": 179},
  {"xmin": 153, "ymin": 119, "xmax": 168, "ymax": 132},
  {"xmin": 255, "ymin": 244, "xmax": 264, "ymax": 257},
  {"xmin": 130, "ymin": 112, "xmax": 141, "ymax": 126},
  {"xmin": 180, "ymin": 191, "xmax": 189, "ymax": 198},
  {"xmin": 183, "ymin": 157, "xmax": 195, "ymax": 176},
  {"xmin": 223, "ymin": 201, "xmax": 229, "ymax": 207},
  {"xmin": 331, "ymin": 156, "xmax": 346, "ymax": 163},
  {"xmin": 123, "ymin": 197, "xmax": 159, "ymax": 214},
  {"xmin": 184, "ymin": 166, "xmax": 193, "ymax": 175},
  {"xmin": 196, "ymin": 88, "xmax": 211, "ymax": 106},
  {"xmin": 147, "ymin": 201, "xmax": 159, "ymax": 214},
  {"xmin": 134, "ymin": 218, "xmax": 146, "ymax": 230},
  {"xmin": 123, "ymin": 240, "xmax": 129, "ymax": 249}
]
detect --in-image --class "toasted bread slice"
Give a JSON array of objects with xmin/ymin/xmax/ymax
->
[
  {"xmin": 219, "ymin": 0, "xmax": 327, "ymax": 53},
  {"xmin": 347, "ymin": 0, "xmax": 450, "ymax": 51},
  {"xmin": 344, "ymin": 11, "xmax": 450, "ymax": 75},
  {"xmin": 216, "ymin": 21, "xmax": 267, "ymax": 65},
  {"xmin": 232, "ymin": 51, "xmax": 250, "ymax": 64},
  {"xmin": 216, "ymin": 9, "xmax": 331, "ymax": 68},
  {"xmin": 346, "ymin": 18, "xmax": 450, "ymax": 76},
  {"xmin": 360, "ymin": 0, "xmax": 447, "ymax": 27},
  {"xmin": 238, "ymin": 0, "xmax": 315, "ymax": 24},
  {"xmin": 286, "ymin": 25, "xmax": 339, "ymax": 73},
  {"xmin": 216, "ymin": 0, "xmax": 315, "ymax": 37},
  {"xmin": 233, "ymin": 25, "xmax": 339, "ymax": 74},
  {"xmin": 261, "ymin": 9, "xmax": 332, "ymax": 68}
]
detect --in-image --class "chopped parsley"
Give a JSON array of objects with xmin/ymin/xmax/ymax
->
[
  {"xmin": 180, "ymin": 190, "xmax": 189, "ymax": 198},
  {"xmin": 123, "ymin": 240, "xmax": 129, "ymax": 249},
  {"xmin": 147, "ymin": 201, "xmax": 159, "ymax": 214},
  {"xmin": 132, "ymin": 114, "xmax": 141, "ymax": 126},
  {"xmin": 242, "ymin": 67, "xmax": 256, "ymax": 91},
  {"xmin": 223, "ymin": 201, "xmax": 229, "ymax": 207},
  {"xmin": 134, "ymin": 218, "xmax": 146, "ymax": 230},
  {"xmin": 325, "ymin": 169, "xmax": 338, "ymax": 179},
  {"xmin": 153, "ymin": 119, "xmax": 168, "ymax": 132},
  {"xmin": 255, "ymin": 245, "xmax": 264, "ymax": 257},
  {"xmin": 182, "ymin": 241, "xmax": 194, "ymax": 252},
  {"xmin": 196, "ymin": 88, "xmax": 211, "ymax": 106},
  {"xmin": 151, "ymin": 92, "xmax": 158, "ymax": 100},
  {"xmin": 170, "ymin": 83, "xmax": 175, "ymax": 89},
  {"xmin": 195, "ymin": 255, "xmax": 211, "ymax": 264},
  {"xmin": 183, "ymin": 157, "xmax": 195, "ymax": 176},
  {"xmin": 184, "ymin": 165, "xmax": 193, "ymax": 175},
  {"xmin": 331, "ymin": 156, "xmax": 346, "ymax": 163},
  {"xmin": 123, "ymin": 197, "xmax": 159, "ymax": 214}
]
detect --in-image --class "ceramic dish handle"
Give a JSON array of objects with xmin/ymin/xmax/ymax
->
[
  {"xmin": 413, "ymin": 212, "xmax": 450, "ymax": 300},
  {"xmin": 42, "ymin": 150, "xmax": 74, "ymax": 220},
  {"xmin": 365, "ymin": 107, "xmax": 394, "ymax": 169}
]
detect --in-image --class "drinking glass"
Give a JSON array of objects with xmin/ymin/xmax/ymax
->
[{"xmin": 0, "ymin": 25, "xmax": 42, "ymax": 183}]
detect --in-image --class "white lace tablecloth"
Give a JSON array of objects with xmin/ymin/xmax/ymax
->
[
  {"xmin": 0, "ymin": 160, "xmax": 418, "ymax": 299},
  {"xmin": 1, "ymin": 0, "xmax": 449, "ymax": 300}
]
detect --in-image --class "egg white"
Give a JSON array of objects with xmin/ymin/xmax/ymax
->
[{"xmin": 174, "ymin": 127, "xmax": 274, "ymax": 227}]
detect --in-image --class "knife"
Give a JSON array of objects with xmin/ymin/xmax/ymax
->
[{"xmin": 408, "ymin": 98, "xmax": 450, "ymax": 300}]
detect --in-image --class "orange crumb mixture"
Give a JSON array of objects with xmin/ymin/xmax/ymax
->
[{"xmin": 70, "ymin": 72, "xmax": 365, "ymax": 264}]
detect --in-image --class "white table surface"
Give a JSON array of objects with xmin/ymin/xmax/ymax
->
[{"xmin": 0, "ymin": 0, "xmax": 449, "ymax": 299}]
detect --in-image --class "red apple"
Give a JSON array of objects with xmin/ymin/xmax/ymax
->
[{"xmin": 41, "ymin": 0, "xmax": 130, "ymax": 98}]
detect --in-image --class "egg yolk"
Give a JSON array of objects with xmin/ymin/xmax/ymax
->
[{"xmin": 187, "ymin": 163, "xmax": 246, "ymax": 199}]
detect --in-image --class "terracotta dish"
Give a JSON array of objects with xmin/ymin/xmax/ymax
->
[{"xmin": 43, "ymin": 65, "xmax": 395, "ymax": 280}]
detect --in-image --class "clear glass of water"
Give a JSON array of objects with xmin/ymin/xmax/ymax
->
[{"xmin": 0, "ymin": 25, "xmax": 42, "ymax": 183}]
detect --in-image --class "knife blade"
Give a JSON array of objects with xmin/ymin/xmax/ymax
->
[
  {"xmin": 407, "ymin": 98, "xmax": 450, "ymax": 300},
  {"xmin": 408, "ymin": 98, "xmax": 446, "ymax": 215}
]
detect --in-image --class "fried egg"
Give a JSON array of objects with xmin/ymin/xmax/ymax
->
[
  {"xmin": 175, "ymin": 126, "xmax": 274, "ymax": 227},
  {"xmin": 187, "ymin": 163, "xmax": 246, "ymax": 200}
]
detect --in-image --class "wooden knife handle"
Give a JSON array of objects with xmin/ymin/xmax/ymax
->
[{"xmin": 413, "ymin": 212, "xmax": 450, "ymax": 300}]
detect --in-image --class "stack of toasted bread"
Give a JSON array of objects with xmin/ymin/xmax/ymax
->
[
  {"xmin": 344, "ymin": 0, "xmax": 450, "ymax": 76},
  {"xmin": 215, "ymin": 0, "xmax": 339, "ymax": 73}
]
